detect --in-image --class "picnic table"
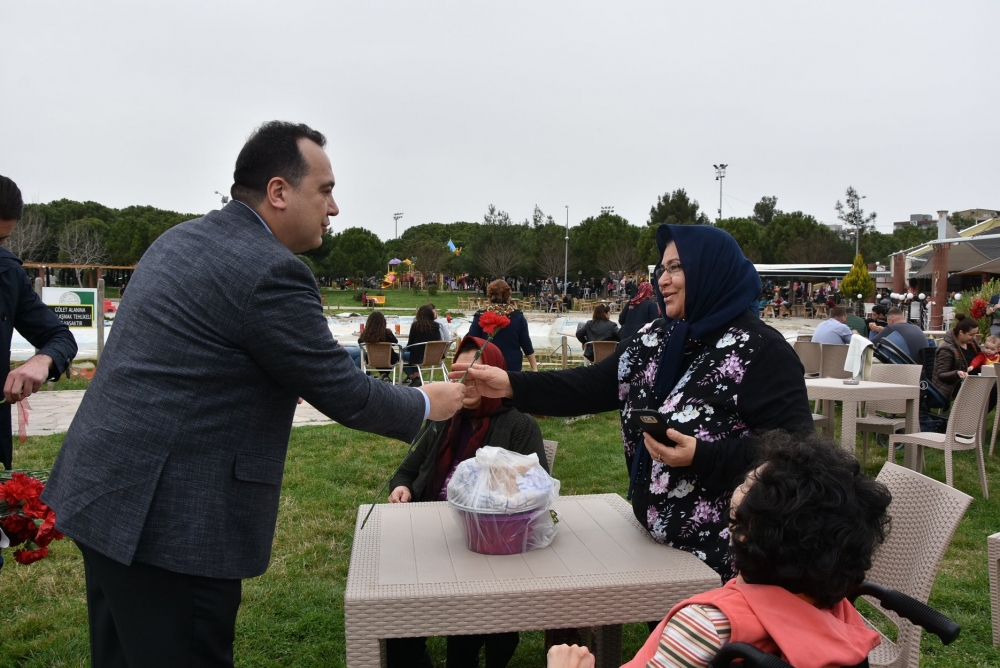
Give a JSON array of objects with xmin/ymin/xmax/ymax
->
[{"xmin": 345, "ymin": 493, "xmax": 719, "ymax": 667}]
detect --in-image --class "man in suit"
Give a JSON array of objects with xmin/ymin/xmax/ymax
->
[
  {"xmin": 41, "ymin": 122, "xmax": 465, "ymax": 667},
  {"xmin": 0, "ymin": 175, "xmax": 78, "ymax": 469}
]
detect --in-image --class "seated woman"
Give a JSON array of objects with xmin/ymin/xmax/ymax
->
[
  {"xmin": 548, "ymin": 431, "xmax": 890, "ymax": 668},
  {"xmin": 931, "ymin": 313, "xmax": 980, "ymax": 404},
  {"xmin": 386, "ymin": 336, "xmax": 546, "ymax": 668},
  {"xmin": 404, "ymin": 303, "xmax": 445, "ymax": 386},
  {"xmin": 357, "ymin": 311, "xmax": 399, "ymax": 376},
  {"xmin": 575, "ymin": 303, "xmax": 620, "ymax": 362}
]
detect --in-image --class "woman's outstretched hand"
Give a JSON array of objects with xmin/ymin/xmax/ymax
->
[
  {"xmin": 644, "ymin": 428, "xmax": 697, "ymax": 467},
  {"xmin": 448, "ymin": 363, "xmax": 515, "ymax": 399},
  {"xmin": 547, "ymin": 644, "xmax": 594, "ymax": 668}
]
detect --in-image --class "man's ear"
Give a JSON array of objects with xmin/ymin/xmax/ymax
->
[{"xmin": 266, "ymin": 177, "xmax": 289, "ymax": 211}]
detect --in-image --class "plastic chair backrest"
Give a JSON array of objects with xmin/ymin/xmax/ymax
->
[
  {"xmin": 867, "ymin": 364, "xmax": 922, "ymax": 414},
  {"xmin": 418, "ymin": 340, "xmax": 452, "ymax": 367},
  {"xmin": 363, "ymin": 342, "xmax": 395, "ymax": 368},
  {"xmin": 946, "ymin": 375, "xmax": 993, "ymax": 440},
  {"xmin": 820, "ymin": 344, "xmax": 852, "ymax": 379},
  {"xmin": 542, "ymin": 439, "xmax": 558, "ymax": 473},
  {"xmin": 792, "ymin": 341, "xmax": 822, "ymax": 376},
  {"xmin": 866, "ymin": 463, "xmax": 972, "ymax": 668},
  {"xmin": 591, "ymin": 341, "xmax": 618, "ymax": 364}
]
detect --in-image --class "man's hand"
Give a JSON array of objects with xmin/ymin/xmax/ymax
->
[
  {"xmin": 4, "ymin": 354, "xmax": 53, "ymax": 403},
  {"xmin": 448, "ymin": 363, "xmax": 514, "ymax": 399},
  {"xmin": 419, "ymin": 382, "xmax": 466, "ymax": 421},
  {"xmin": 547, "ymin": 644, "xmax": 595, "ymax": 668},
  {"xmin": 388, "ymin": 486, "xmax": 412, "ymax": 503},
  {"xmin": 644, "ymin": 428, "xmax": 697, "ymax": 467}
]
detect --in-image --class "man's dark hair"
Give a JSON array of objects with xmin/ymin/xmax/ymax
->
[
  {"xmin": 729, "ymin": 431, "xmax": 891, "ymax": 608},
  {"xmin": 0, "ymin": 175, "xmax": 24, "ymax": 221},
  {"xmin": 231, "ymin": 121, "xmax": 326, "ymax": 205},
  {"xmin": 871, "ymin": 304, "xmax": 887, "ymax": 316},
  {"xmin": 830, "ymin": 306, "xmax": 848, "ymax": 319}
]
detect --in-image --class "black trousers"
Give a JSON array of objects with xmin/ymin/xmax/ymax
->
[
  {"xmin": 79, "ymin": 542, "xmax": 242, "ymax": 668},
  {"xmin": 386, "ymin": 632, "xmax": 519, "ymax": 668}
]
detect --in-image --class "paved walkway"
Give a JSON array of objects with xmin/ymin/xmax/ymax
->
[{"xmin": 13, "ymin": 391, "xmax": 334, "ymax": 438}]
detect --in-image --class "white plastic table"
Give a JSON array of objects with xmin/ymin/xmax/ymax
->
[
  {"xmin": 344, "ymin": 493, "xmax": 719, "ymax": 667},
  {"xmin": 806, "ymin": 377, "xmax": 920, "ymax": 466}
]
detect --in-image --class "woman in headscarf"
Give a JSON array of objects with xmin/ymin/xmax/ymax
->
[
  {"xmin": 453, "ymin": 225, "xmax": 812, "ymax": 581},
  {"xmin": 468, "ymin": 279, "xmax": 537, "ymax": 371},
  {"xmin": 385, "ymin": 336, "xmax": 546, "ymax": 668},
  {"xmin": 618, "ymin": 280, "xmax": 660, "ymax": 341}
]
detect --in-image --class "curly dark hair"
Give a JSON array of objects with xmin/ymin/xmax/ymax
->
[
  {"xmin": 729, "ymin": 431, "xmax": 891, "ymax": 608},
  {"xmin": 0, "ymin": 175, "xmax": 23, "ymax": 221}
]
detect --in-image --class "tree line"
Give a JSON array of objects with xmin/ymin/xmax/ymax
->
[{"xmin": 16, "ymin": 189, "xmax": 940, "ymax": 286}]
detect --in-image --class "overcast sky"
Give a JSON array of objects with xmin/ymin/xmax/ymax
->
[{"xmin": 3, "ymin": 1, "xmax": 997, "ymax": 239}]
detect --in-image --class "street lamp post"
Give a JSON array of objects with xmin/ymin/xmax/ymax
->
[
  {"xmin": 564, "ymin": 206, "xmax": 569, "ymax": 297},
  {"xmin": 713, "ymin": 164, "xmax": 728, "ymax": 222},
  {"xmin": 393, "ymin": 212, "xmax": 404, "ymax": 239}
]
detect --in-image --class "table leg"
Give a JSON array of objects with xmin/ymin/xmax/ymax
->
[
  {"xmin": 903, "ymin": 397, "xmax": 919, "ymax": 470},
  {"xmin": 345, "ymin": 636, "xmax": 384, "ymax": 668},
  {"xmin": 594, "ymin": 624, "xmax": 623, "ymax": 668},
  {"xmin": 841, "ymin": 400, "xmax": 858, "ymax": 454}
]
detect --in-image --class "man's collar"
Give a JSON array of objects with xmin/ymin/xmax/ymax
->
[{"xmin": 231, "ymin": 199, "xmax": 274, "ymax": 236}]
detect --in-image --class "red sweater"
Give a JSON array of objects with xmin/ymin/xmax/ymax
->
[{"xmin": 623, "ymin": 579, "xmax": 879, "ymax": 668}]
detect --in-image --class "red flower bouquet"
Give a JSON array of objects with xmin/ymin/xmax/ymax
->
[{"xmin": 0, "ymin": 470, "xmax": 64, "ymax": 567}]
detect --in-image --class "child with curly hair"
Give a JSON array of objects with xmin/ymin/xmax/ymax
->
[{"xmin": 549, "ymin": 431, "xmax": 892, "ymax": 668}]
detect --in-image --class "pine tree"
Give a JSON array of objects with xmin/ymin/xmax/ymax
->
[{"xmin": 840, "ymin": 253, "xmax": 875, "ymax": 301}]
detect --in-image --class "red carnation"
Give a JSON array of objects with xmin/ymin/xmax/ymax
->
[
  {"xmin": 2, "ymin": 472, "xmax": 44, "ymax": 503},
  {"xmin": 1, "ymin": 514, "xmax": 38, "ymax": 545},
  {"xmin": 34, "ymin": 512, "xmax": 63, "ymax": 547},
  {"xmin": 13, "ymin": 546, "xmax": 49, "ymax": 565},
  {"xmin": 478, "ymin": 311, "xmax": 511, "ymax": 336},
  {"xmin": 972, "ymin": 298, "xmax": 988, "ymax": 321}
]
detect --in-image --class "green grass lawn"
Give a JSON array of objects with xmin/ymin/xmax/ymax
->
[
  {"xmin": 320, "ymin": 288, "xmax": 469, "ymax": 313},
  {"xmin": 3, "ymin": 411, "xmax": 1000, "ymax": 666}
]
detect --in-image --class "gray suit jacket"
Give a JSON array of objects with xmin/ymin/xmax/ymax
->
[{"xmin": 42, "ymin": 202, "xmax": 426, "ymax": 579}]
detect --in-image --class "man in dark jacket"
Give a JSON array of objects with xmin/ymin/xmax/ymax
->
[
  {"xmin": 0, "ymin": 175, "xmax": 77, "ymax": 469},
  {"xmin": 41, "ymin": 123, "xmax": 465, "ymax": 666}
]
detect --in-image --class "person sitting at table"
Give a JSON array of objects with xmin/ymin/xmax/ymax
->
[
  {"xmin": 386, "ymin": 336, "xmax": 546, "ymax": 668},
  {"xmin": 865, "ymin": 304, "xmax": 888, "ymax": 340},
  {"xmin": 547, "ymin": 431, "xmax": 889, "ymax": 668},
  {"xmin": 617, "ymin": 281, "xmax": 659, "ymax": 341},
  {"xmin": 810, "ymin": 306, "xmax": 853, "ymax": 344},
  {"xmin": 403, "ymin": 303, "xmax": 445, "ymax": 386},
  {"xmin": 930, "ymin": 314, "xmax": 980, "ymax": 404},
  {"xmin": 469, "ymin": 279, "xmax": 537, "ymax": 372},
  {"xmin": 871, "ymin": 307, "xmax": 928, "ymax": 359},
  {"xmin": 576, "ymin": 303, "xmax": 620, "ymax": 361},
  {"xmin": 968, "ymin": 335, "xmax": 1000, "ymax": 373},
  {"xmin": 358, "ymin": 311, "xmax": 399, "ymax": 377},
  {"xmin": 454, "ymin": 224, "xmax": 813, "ymax": 582}
]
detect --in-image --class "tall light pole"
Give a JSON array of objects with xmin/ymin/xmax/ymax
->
[
  {"xmin": 564, "ymin": 205, "xmax": 569, "ymax": 297},
  {"xmin": 713, "ymin": 164, "xmax": 727, "ymax": 222},
  {"xmin": 855, "ymin": 195, "xmax": 866, "ymax": 258},
  {"xmin": 393, "ymin": 212, "xmax": 404, "ymax": 239}
]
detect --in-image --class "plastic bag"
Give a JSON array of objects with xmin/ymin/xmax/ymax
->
[{"xmin": 447, "ymin": 446, "xmax": 560, "ymax": 555}]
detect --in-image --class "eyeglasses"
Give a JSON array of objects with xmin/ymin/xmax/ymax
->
[{"xmin": 654, "ymin": 261, "xmax": 684, "ymax": 280}]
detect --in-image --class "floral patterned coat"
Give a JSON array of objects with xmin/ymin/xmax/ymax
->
[{"xmin": 509, "ymin": 310, "xmax": 813, "ymax": 580}]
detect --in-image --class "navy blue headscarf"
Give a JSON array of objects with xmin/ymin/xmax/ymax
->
[{"xmin": 627, "ymin": 224, "xmax": 761, "ymax": 498}]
